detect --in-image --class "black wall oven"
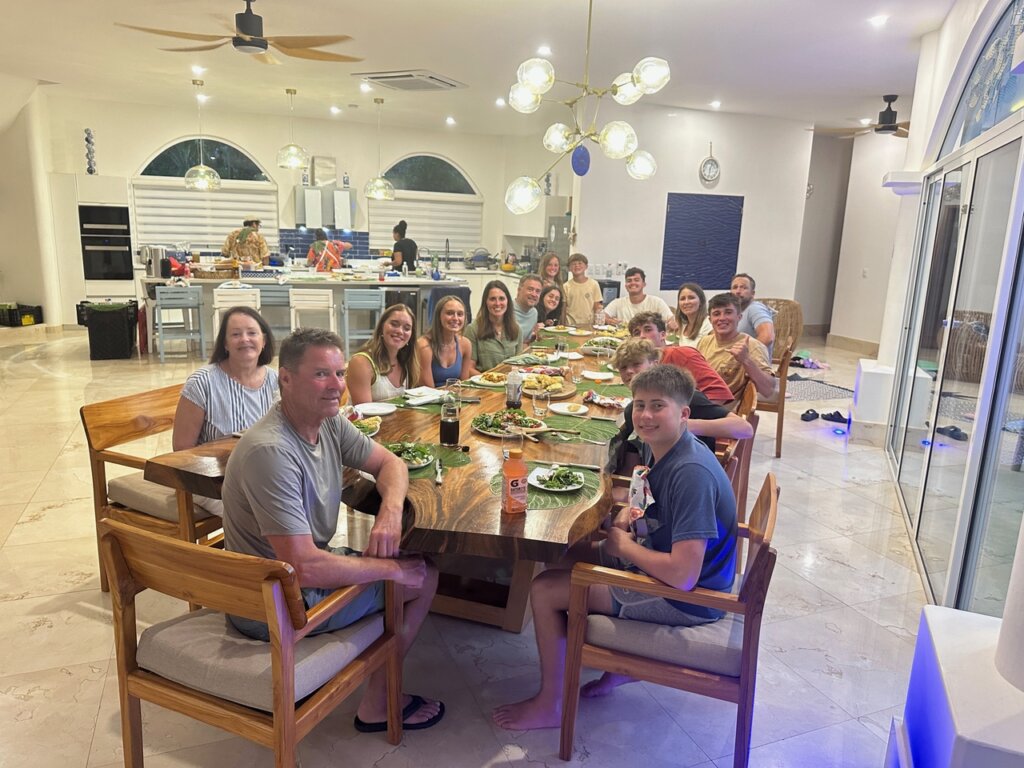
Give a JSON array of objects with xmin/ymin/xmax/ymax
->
[{"xmin": 79, "ymin": 205, "xmax": 133, "ymax": 280}]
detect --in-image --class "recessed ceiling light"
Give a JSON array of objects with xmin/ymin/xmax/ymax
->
[
  {"xmin": 709, "ymin": 100, "xmax": 721, "ymax": 110},
  {"xmin": 537, "ymin": 45, "xmax": 552, "ymax": 56},
  {"xmin": 330, "ymin": 106, "xmax": 342, "ymax": 115},
  {"xmin": 191, "ymin": 65, "xmax": 206, "ymax": 76},
  {"xmin": 868, "ymin": 14, "xmax": 889, "ymax": 28},
  {"xmin": 495, "ymin": 97, "xmax": 506, "ymax": 108},
  {"xmin": 446, "ymin": 116, "xmax": 456, "ymax": 126},
  {"xmin": 859, "ymin": 117, "xmax": 872, "ymax": 126},
  {"xmin": 666, "ymin": 112, "xmax": 677, "ymax": 118},
  {"xmin": 195, "ymin": 93, "xmax": 209, "ymax": 104},
  {"xmin": 359, "ymin": 82, "xmax": 372, "ymax": 93}
]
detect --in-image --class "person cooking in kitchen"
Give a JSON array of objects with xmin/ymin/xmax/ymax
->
[
  {"xmin": 221, "ymin": 217, "xmax": 270, "ymax": 266},
  {"xmin": 390, "ymin": 219, "xmax": 418, "ymax": 272},
  {"xmin": 307, "ymin": 228, "xmax": 353, "ymax": 271}
]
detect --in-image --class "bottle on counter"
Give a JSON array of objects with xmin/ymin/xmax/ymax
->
[
  {"xmin": 439, "ymin": 395, "xmax": 460, "ymax": 447},
  {"xmin": 401, "ymin": 262, "xmax": 409, "ymax": 277},
  {"xmin": 501, "ymin": 448, "xmax": 528, "ymax": 514},
  {"xmin": 505, "ymin": 369, "xmax": 524, "ymax": 409}
]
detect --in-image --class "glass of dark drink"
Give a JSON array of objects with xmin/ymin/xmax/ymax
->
[{"xmin": 440, "ymin": 400, "xmax": 460, "ymax": 446}]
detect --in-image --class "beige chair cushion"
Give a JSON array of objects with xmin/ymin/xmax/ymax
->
[
  {"xmin": 137, "ymin": 609, "xmax": 384, "ymax": 711},
  {"xmin": 107, "ymin": 472, "xmax": 213, "ymax": 522},
  {"xmin": 585, "ymin": 613, "xmax": 745, "ymax": 677}
]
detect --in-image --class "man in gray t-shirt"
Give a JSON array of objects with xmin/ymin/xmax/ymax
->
[
  {"xmin": 730, "ymin": 272, "xmax": 776, "ymax": 358},
  {"xmin": 221, "ymin": 328, "xmax": 444, "ymax": 732},
  {"xmin": 512, "ymin": 273, "xmax": 543, "ymax": 343}
]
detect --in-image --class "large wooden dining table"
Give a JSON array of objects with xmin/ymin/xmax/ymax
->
[{"xmin": 144, "ymin": 330, "xmax": 628, "ymax": 633}]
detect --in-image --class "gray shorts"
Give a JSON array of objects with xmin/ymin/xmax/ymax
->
[
  {"xmin": 596, "ymin": 540, "xmax": 717, "ymax": 628},
  {"xmin": 228, "ymin": 546, "xmax": 386, "ymax": 641}
]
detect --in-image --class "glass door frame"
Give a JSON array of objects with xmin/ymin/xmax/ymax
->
[{"xmin": 887, "ymin": 116, "xmax": 1024, "ymax": 606}]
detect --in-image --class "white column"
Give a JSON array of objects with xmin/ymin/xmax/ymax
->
[{"xmin": 995, "ymin": 514, "xmax": 1024, "ymax": 689}]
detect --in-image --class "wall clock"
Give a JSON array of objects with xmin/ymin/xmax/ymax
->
[{"xmin": 700, "ymin": 143, "xmax": 720, "ymax": 183}]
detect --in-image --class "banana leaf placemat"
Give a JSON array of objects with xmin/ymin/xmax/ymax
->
[
  {"xmin": 387, "ymin": 397, "xmax": 443, "ymax": 414},
  {"xmin": 487, "ymin": 461, "xmax": 602, "ymax": 510},
  {"xmin": 576, "ymin": 382, "xmax": 633, "ymax": 398},
  {"xmin": 396, "ymin": 444, "xmax": 472, "ymax": 480},
  {"xmin": 537, "ymin": 413, "xmax": 619, "ymax": 443}
]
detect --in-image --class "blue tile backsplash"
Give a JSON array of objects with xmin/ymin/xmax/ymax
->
[{"xmin": 278, "ymin": 228, "xmax": 369, "ymax": 259}]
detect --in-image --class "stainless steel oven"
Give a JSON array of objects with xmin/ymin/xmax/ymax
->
[{"xmin": 79, "ymin": 205, "xmax": 133, "ymax": 280}]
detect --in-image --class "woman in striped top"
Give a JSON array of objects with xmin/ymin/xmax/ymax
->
[{"xmin": 172, "ymin": 306, "xmax": 278, "ymax": 513}]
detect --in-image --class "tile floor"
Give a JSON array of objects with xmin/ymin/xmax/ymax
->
[{"xmin": 0, "ymin": 327, "xmax": 927, "ymax": 767}]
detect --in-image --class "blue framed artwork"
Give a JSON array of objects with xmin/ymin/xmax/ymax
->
[{"xmin": 660, "ymin": 193, "xmax": 744, "ymax": 291}]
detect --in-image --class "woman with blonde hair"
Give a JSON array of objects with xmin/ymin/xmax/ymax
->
[
  {"xmin": 668, "ymin": 282, "xmax": 712, "ymax": 346},
  {"xmin": 538, "ymin": 252, "xmax": 564, "ymax": 288},
  {"xmin": 464, "ymin": 280, "xmax": 522, "ymax": 373},
  {"xmin": 416, "ymin": 295, "xmax": 473, "ymax": 387},
  {"xmin": 345, "ymin": 304, "xmax": 419, "ymax": 404}
]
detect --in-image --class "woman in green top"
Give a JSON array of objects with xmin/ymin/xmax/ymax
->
[{"xmin": 464, "ymin": 281, "xmax": 522, "ymax": 374}]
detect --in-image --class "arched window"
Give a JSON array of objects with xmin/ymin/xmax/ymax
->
[
  {"xmin": 940, "ymin": 0, "xmax": 1024, "ymax": 156},
  {"xmin": 384, "ymin": 155, "xmax": 475, "ymax": 194},
  {"xmin": 141, "ymin": 138, "xmax": 269, "ymax": 181}
]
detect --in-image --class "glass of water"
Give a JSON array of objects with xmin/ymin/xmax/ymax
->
[
  {"xmin": 570, "ymin": 360, "xmax": 583, "ymax": 384},
  {"xmin": 444, "ymin": 377, "xmax": 462, "ymax": 409},
  {"xmin": 502, "ymin": 430, "xmax": 524, "ymax": 459},
  {"xmin": 555, "ymin": 340, "xmax": 568, "ymax": 358},
  {"xmin": 532, "ymin": 390, "xmax": 550, "ymax": 418},
  {"xmin": 593, "ymin": 311, "xmax": 606, "ymax": 327}
]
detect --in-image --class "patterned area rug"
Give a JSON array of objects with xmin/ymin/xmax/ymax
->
[
  {"xmin": 785, "ymin": 377, "xmax": 854, "ymax": 402},
  {"xmin": 937, "ymin": 394, "xmax": 1024, "ymax": 433}
]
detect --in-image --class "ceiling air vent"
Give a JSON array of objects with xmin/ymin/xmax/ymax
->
[{"xmin": 353, "ymin": 70, "xmax": 466, "ymax": 92}]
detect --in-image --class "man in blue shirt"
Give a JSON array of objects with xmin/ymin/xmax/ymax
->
[
  {"xmin": 512, "ymin": 273, "xmax": 543, "ymax": 343},
  {"xmin": 493, "ymin": 364, "xmax": 737, "ymax": 730},
  {"xmin": 731, "ymin": 273, "xmax": 775, "ymax": 358}
]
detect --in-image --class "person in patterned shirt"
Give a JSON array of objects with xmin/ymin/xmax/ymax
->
[{"xmin": 221, "ymin": 217, "xmax": 270, "ymax": 265}]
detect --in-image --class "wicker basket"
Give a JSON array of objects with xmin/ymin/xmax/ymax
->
[{"xmin": 192, "ymin": 266, "xmax": 238, "ymax": 280}]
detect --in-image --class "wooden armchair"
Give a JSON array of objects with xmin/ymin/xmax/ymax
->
[
  {"xmin": 559, "ymin": 473, "xmax": 779, "ymax": 767},
  {"xmin": 755, "ymin": 336, "xmax": 795, "ymax": 458},
  {"xmin": 98, "ymin": 518, "xmax": 403, "ymax": 767},
  {"xmin": 81, "ymin": 384, "xmax": 223, "ymax": 591},
  {"xmin": 759, "ymin": 299, "xmax": 803, "ymax": 359}
]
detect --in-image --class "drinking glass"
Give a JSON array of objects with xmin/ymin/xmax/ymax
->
[
  {"xmin": 555, "ymin": 340, "xmax": 568, "ymax": 358},
  {"xmin": 445, "ymin": 377, "xmax": 462, "ymax": 409},
  {"xmin": 440, "ymin": 401, "xmax": 460, "ymax": 446},
  {"xmin": 532, "ymin": 390, "xmax": 550, "ymax": 418},
  {"xmin": 593, "ymin": 311, "xmax": 606, "ymax": 327},
  {"xmin": 502, "ymin": 430, "xmax": 524, "ymax": 459},
  {"xmin": 570, "ymin": 360, "xmax": 583, "ymax": 384}
]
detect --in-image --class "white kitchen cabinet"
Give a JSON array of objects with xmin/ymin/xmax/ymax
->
[{"xmin": 502, "ymin": 195, "xmax": 570, "ymax": 238}]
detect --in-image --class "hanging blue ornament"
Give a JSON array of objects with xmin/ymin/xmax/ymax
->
[{"xmin": 571, "ymin": 144, "xmax": 591, "ymax": 176}]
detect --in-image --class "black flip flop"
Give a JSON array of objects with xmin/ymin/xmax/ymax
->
[
  {"xmin": 822, "ymin": 411, "xmax": 848, "ymax": 423},
  {"xmin": 936, "ymin": 425, "xmax": 969, "ymax": 441},
  {"xmin": 353, "ymin": 694, "xmax": 446, "ymax": 733},
  {"xmin": 801, "ymin": 409, "xmax": 819, "ymax": 422}
]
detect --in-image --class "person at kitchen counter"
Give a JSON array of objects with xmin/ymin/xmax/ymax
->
[
  {"xmin": 306, "ymin": 228, "xmax": 353, "ymax": 271},
  {"xmin": 221, "ymin": 217, "xmax": 270, "ymax": 265},
  {"xmin": 464, "ymin": 280, "xmax": 523, "ymax": 373},
  {"xmin": 562, "ymin": 253, "xmax": 604, "ymax": 326},
  {"xmin": 390, "ymin": 219, "xmax": 418, "ymax": 271},
  {"xmin": 603, "ymin": 267, "xmax": 673, "ymax": 325}
]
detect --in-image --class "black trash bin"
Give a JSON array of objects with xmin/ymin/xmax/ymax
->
[{"xmin": 77, "ymin": 300, "xmax": 138, "ymax": 360}]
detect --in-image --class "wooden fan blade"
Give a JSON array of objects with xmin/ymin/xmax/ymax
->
[
  {"xmin": 160, "ymin": 41, "xmax": 231, "ymax": 52},
  {"xmin": 115, "ymin": 23, "xmax": 226, "ymax": 42},
  {"xmin": 895, "ymin": 127, "xmax": 910, "ymax": 138},
  {"xmin": 269, "ymin": 42, "xmax": 362, "ymax": 62},
  {"xmin": 265, "ymin": 34, "xmax": 353, "ymax": 48},
  {"xmin": 253, "ymin": 51, "xmax": 281, "ymax": 65},
  {"xmin": 895, "ymin": 121, "xmax": 911, "ymax": 129},
  {"xmin": 812, "ymin": 126, "xmax": 863, "ymax": 137}
]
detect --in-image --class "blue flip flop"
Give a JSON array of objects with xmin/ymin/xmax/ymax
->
[
  {"xmin": 801, "ymin": 409, "xmax": 819, "ymax": 422},
  {"xmin": 353, "ymin": 694, "xmax": 446, "ymax": 733}
]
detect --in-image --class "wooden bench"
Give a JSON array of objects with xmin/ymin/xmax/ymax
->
[{"xmin": 80, "ymin": 384, "xmax": 222, "ymax": 591}]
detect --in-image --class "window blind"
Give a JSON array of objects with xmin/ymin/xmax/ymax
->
[{"xmin": 367, "ymin": 191, "xmax": 483, "ymax": 255}]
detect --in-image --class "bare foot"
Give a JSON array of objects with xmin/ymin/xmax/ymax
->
[
  {"xmin": 356, "ymin": 693, "xmax": 443, "ymax": 727},
  {"xmin": 580, "ymin": 672, "xmax": 636, "ymax": 698},
  {"xmin": 492, "ymin": 696, "xmax": 561, "ymax": 730}
]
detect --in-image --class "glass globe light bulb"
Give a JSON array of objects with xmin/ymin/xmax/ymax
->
[
  {"xmin": 543, "ymin": 123, "xmax": 575, "ymax": 154},
  {"xmin": 509, "ymin": 83, "xmax": 542, "ymax": 114},
  {"xmin": 625, "ymin": 150, "xmax": 657, "ymax": 180},
  {"xmin": 184, "ymin": 164, "xmax": 221, "ymax": 191},
  {"xmin": 517, "ymin": 58, "xmax": 555, "ymax": 95},
  {"xmin": 598, "ymin": 121, "xmax": 638, "ymax": 160},
  {"xmin": 611, "ymin": 72, "xmax": 643, "ymax": 106},
  {"xmin": 276, "ymin": 142, "xmax": 311, "ymax": 170},
  {"xmin": 632, "ymin": 57, "xmax": 671, "ymax": 94},
  {"xmin": 505, "ymin": 176, "xmax": 542, "ymax": 215},
  {"xmin": 364, "ymin": 176, "xmax": 396, "ymax": 201}
]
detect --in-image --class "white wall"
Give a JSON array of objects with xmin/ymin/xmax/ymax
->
[
  {"xmin": 794, "ymin": 135, "xmax": 853, "ymax": 328},
  {"xmin": 829, "ymin": 132, "xmax": 908, "ymax": 345},
  {"xmin": 574, "ymin": 104, "xmax": 814, "ymax": 306}
]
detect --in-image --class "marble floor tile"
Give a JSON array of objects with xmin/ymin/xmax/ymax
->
[
  {"xmin": 432, "ymin": 615, "xmax": 540, "ymax": 688},
  {"xmin": 857, "ymin": 705, "xmax": 904, "ymax": 744},
  {"xmin": 849, "ymin": 590, "xmax": 927, "ymax": 641},
  {"xmin": 90, "ymin": 737, "xmax": 275, "ymax": 768},
  {"xmin": 762, "ymin": 606, "xmax": 915, "ymax": 717},
  {"xmin": 714, "ymin": 718, "xmax": 887, "ymax": 768},
  {"xmin": 0, "ymin": 502, "xmax": 26, "ymax": 547},
  {"xmin": 0, "ymin": 536, "xmax": 100, "ymax": 602},
  {"xmin": 30, "ymin": 465, "xmax": 97, "ymax": 503},
  {"xmin": 849, "ymin": 524, "xmax": 919, "ymax": 568},
  {"xmin": 6, "ymin": 497, "xmax": 98, "ymax": 547},
  {"xmin": 761, "ymin": 562, "xmax": 843, "ymax": 624},
  {"xmin": 0, "ymin": 471, "xmax": 45, "ymax": 505}
]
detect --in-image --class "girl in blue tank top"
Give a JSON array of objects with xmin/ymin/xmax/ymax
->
[{"xmin": 415, "ymin": 296, "xmax": 472, "ymax": 387}]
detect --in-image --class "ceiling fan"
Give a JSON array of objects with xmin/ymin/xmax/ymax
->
[
  {"xmin": 814, "ymin": 95, "xmax": 910, "ymax": 139},
  {"xmin": 115, "ymin": 0, "xmax": 362, "ymax": 65}
]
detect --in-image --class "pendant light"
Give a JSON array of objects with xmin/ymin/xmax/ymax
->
[
  {"xmin": 276, "ymin": 88, "xmax": 311, "ymax": 170},
  {"xmin": 184, "ymin": 79, "xmax": 221, "ymax": 192},
  {"xmin": 364, "ymin": 97, "xmax": 396, "ymax": 201}
]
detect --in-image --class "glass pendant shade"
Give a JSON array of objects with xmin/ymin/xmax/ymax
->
[
  {"xmin": 543, "ymin": 123, "xmax": 575, "ymax": 153},
  {"xmin": 598, "ymin": 121, "xmax": 638, "ymax": 159},
  {"xmin": 364, "ymin": 176, "xmax": 396, "ymax": 201},
  {"xmin": 611, "ymin": 72, "xmax": 643, "ymax": 106},
  {"xmin": 509, "ymin": 83, "xmax": 542, "ymax": 114},
  {"xmin": 505, "ymin": 176, "xmax": 542, "ymax": 214},
  {"xmin": 625, "ymin": 150, "xmax": 657, "ymax": 180},
  {"xmin": 277, "ymin": 142, "xmax": 310, "ymax": 170},
  {"xmin": 517, "ymin": 58, "xmax": 555, "ymax": 95},
  {"xmin": 632, "ymin": 57, "xmax": 671, "ymax": 94},
  {"xmin": 184, "ymin": 163, "xmax": 221, "ymax": 191}
]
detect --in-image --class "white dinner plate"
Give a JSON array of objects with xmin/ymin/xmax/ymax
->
[
  {"xmin": 541, "ymin": 325, "xmax": 576, "ymax": 334},
  {"xmin": 564, "ymin": 352, "xmax": 584, "ymax": 360},
  {"xmin": 568, "ymin": 329, "xmax": 593, "ymax": 337},
  {"xmin": 548, "ymin": 402, "xmax": 589, "ymax": 416},
  {"xmin": 355, "ymin": 402, "xmax": 397, "ymax": 416},
  {"xmin": 469, "ymin": 373, "xmax": 507, "ymax": 387},
  {"xmin": 528, "ymin": 466, "xmax": 584, "ymax": 493},
  {"xmin": 352, "ymin": 421, "xmax": 380, "ymax": 438},
  {"xmin": 592, "ymin": 324, "xmax": 617, "ymax": 332},
  {"xmin": 583, "ymin": 370, "xmax": 614, "ymax": 381}
]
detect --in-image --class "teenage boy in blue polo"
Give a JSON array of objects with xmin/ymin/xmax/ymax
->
[{"xmin": 493, "ymin": 364, "xmax": 737, "ymax": 730}]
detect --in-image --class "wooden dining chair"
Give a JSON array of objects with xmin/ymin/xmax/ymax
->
[
  {"xmin": 80, "ymin": 384, "xmax": 223, "ymax": 592},
  {"xmin": 98, "ymin": 518, "xmax": 404, "ymax": 768},
  {"xmin": 755, "ymin": 336, "xmax": 795, "ymax": 458},
  {"xmin": 559, "ymin": 473, "xmax": 779, "ymax": 768}
]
